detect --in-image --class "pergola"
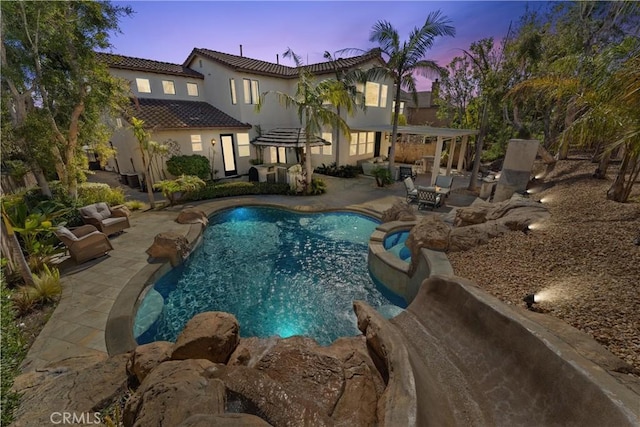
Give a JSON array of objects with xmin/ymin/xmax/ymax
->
[{"xmin": 359, "ymin": 125, "xmax": 478, "ymax": 185}]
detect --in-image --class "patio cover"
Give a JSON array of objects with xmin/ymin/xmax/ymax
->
[
  {"xmin": 357, "ymin": 124, "xmax": 478, "ymax": 185},
  {"xmin": 251, "ymin": 128, "xmax": 331, "ymax": 148}
]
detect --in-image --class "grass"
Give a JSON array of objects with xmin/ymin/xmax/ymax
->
[{"xmin": 1, "ymin": 279, "xmax": 28, "ymax": 426}]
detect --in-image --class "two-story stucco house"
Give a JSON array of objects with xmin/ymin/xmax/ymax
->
[{"xmin": 99, "ymin": 48, "xmax": 394, "ymax": 183}]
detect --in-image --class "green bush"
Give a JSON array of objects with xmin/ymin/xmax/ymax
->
[
  {"xmin": 153, "ymin": 175, "xmax": 206, "ymax": 206},
  {"xmin": 166, "ymin": 155, "xmax": 210, "ymax": 180},
  {"xmin": 314, "ymin": 163, "xmax": 361, "ymax": 178},
  {"xmin": 308, "ymin": 178, "xmax": 327, "ymax": 195},
  {"xmin": 77, "ymin": 183, "xmax": 126, "ymax": 206},
  {"xmin": 1, "ymin": 280, "xmax": 27, "ymax": 426},
  {"xmin": 372, "ymin": 167, "xmax": 393, "ymax": 187},
  {"xmin": 185, "ymin": 181, "xmax": 291, "ymax": 201}
]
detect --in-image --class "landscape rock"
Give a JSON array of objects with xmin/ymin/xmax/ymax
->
[
  {"xmin": 454, "ymin": 205, "xmax": 491, "ymax": 227},
  {"xmin": 227, "ymin": 337, "xmax": 274, "ymax": 367},
  {"xmin": 127, "ymin": 341, "xmax": 173, "ymax": 383},
  {"xmin": 178, "ymin": 413, "xmax": 273, "ymax": 427},
  {"xmin": 382, "ymin": 202, "xmax": 417, "ymax": 222},
  {"xmin": 176, "ymin": 208, "xmax": 209, "ymax": 226},
  {"xmin": 171, "ymin": 311, "xmax": 239, "ymax": 363},
  {"xmin": 146, "ymin": 232, "xmax": 191, "ymax": 266},
  {"xmin": 12, "ymin": 354, "xmax": 129, "ymax": 427},
  {"xmin": 124, "ymin": 359, "xmax": 225, "ymax": 427},
  {"xmin": 210, "ymin": 364, "xmax": 333, "ymax": 426},
  {"xmin": 254, "ymin": 336, "xmax": 344, "ymax": 414},
  {"xmin": 449, "ymin": 225, "xmax": 490, "ymax": 252}
]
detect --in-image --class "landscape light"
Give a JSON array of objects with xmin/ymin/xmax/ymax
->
[{"xmin": 523, "ymin": 293, "xmax": 538, "ymax": 309}]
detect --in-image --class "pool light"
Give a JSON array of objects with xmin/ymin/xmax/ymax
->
[{"xmin": 523, "ymin": 293, "xmax": 539, "ymax": 309}]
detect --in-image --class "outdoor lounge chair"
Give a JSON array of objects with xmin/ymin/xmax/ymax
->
[
  {"xmin": 434, "ymin": 175, "xmax": 454, "ymax": 198},
  {"xmin": 54, "ymin": 225, "xmax": 113, "ymax": 264},
  {"xmin": 79, "ymin": 202, "xmax": 131, "ymax": 236},
  {"xmin": 417, "ymin": 186, "xmax": 443, "ymax": 210},
  {"xmin": 404, "ymin": 177, "xmax": 418, "ymax": 203}
]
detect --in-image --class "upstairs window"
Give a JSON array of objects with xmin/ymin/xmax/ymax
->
[
  {"xmin": 162, "ymin": 80, "xmax": 175, "ymax": 95},
  {"xmin": 187, "ymin": 82, "xmax": 199, "ymax": 96},
  {"xmin": 230, "ymin": 79, "xmax": 237, "ymax": 104},
  {"xmin": 364, "ymin": 82, "xmax": 388, "ymax": 107},
  {"xmin": 136, "ymin": 78, "xmax": 151, "ymax": 93},
  {"xmin": 243, "ymin": 79, "xmax": 260, "ymax": 104}
]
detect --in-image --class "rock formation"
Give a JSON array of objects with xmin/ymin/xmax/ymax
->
[
  {"xmin": 381, "ymin": 202, "xmax": 417, "ymax": 222},
  {"xmin": 146, "ymin": 232, "xmax": 191, "ymax": 266},
  {"xmin": 176, "ymin": 208, "xmax": 209, "ymax": 226}
]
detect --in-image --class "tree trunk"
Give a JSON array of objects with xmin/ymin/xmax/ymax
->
[
  {"xmin": 31, "ymin": 164, "xmax": 52, "ymax": 198},
  {"xmin": 1, "ymin": 213, "xmax": 35, "ymax": 286},
  {"xmin": 140, "ymin": 151, "xmax": 156, "ymax": 208},
  {"xmin": 468, "ymin": 99, "xmax": 489, "ymax": 191},
  {"xmin": 593, "ymin": 148, "xmax": 610, "ymax": 179},
  {"xmin": 536, "ymin": 144, "xmax": 557, "ymax": 179},
  {"xmin": 335, "ymin": 106, "xmax": 342, "ymax": 167},
  {"xmin": 388, "ymin": 81, "xmax": 403, "ymax": 175},
  {"xmin": 606, "ymin": 147, "xmax": 639, "ymax": 202}
]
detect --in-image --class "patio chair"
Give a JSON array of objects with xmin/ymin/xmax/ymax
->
[
  {"xmin": 399, "ymin": 166, "xmax": 417, "ymax": 181},
  {"xmin": 434, "ymin": 175, "xmax": 454, "ymax": 198},
  {"xmin": 54, "ymin": 225, "xmax": 113, "ymax": 264},
  {"xmin": 79, "ymin": 202, "xmax": 131, "ymax": 236},
  {"xmin": 417, "ymin": 186, "xmax": 443, "ymax": 211},
  {"xmin": 404, "ymin": 177, "xmax": 418, "ymax": 204}
]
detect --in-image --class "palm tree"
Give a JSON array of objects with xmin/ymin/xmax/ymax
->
[
  {"xmin": 366, "ymin": 12, "xmax": 455, "ymax": 173},
  {"xmin": 131, "ymin": 117, "xmax": 156, "ymax": 208},
  {"xmin": 256, "ymin": 49, "xmax": 351, "ymax": 193},
  {"xmin": 322, "ymin": 51, "xmax": 368, "ymax": 166}
]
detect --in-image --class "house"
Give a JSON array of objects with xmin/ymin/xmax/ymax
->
[
  {"xmin": 401, "ymin": 79, "xmax": 449, "ymax": 127},
  {"xmin": 99, "ymin": 48, "xmax": 395, "ymax": 183}
]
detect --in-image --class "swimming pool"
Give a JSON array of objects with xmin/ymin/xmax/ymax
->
[{"xmin": 134, "ymin": 206, "xmax": 405, "ymax": 346}]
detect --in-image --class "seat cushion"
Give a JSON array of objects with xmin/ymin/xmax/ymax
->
[
  {"xmin": 80, "ymin": 203, "xmax": 112, "ymax": 221},
  {"xmin": 102, "ymin": 217, "xmax": 127, "ymax": 227}
]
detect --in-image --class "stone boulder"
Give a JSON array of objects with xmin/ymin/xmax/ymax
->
[
  {"xmin": 178, "ymin": 413, "xmax": 273, "ymax": 427},
  {"xmin": 488, "ymin": 198, "xmax": 550, "ymax": 231},
  {"xmin": 124, "ymin": 359, "xmax": 225, "ymax": 427},
  {"xmin": 176, "ymin": 208, "xmax": 209, "ymax": 226},
  {"xmin": 405, "ymin": 215, "xmax": 450, "ymax": 274},
  {"xmin": 146, "ymin": 232, "xmax": 190, "ymax": 266},
  {"xmin": 449, "ymin": 225, "xmax": 490, "ymax": 252},
  {"xmin": 127, "ymin": 341, "xmax": 173, "ymax": 383},
  {"xmin": 171, "ymin": 312, "xmax": 239, "ymax": 363},
  {"xmin": 12, "ymin": 354, "xmax": 129, "ymax": 427},
  {"xmin": 255, "ymin": 337, "xmax": 345, "ymax": 414},
  {"xmin": 382, "ymin": 202, "xmax": 417, "ymax": 223},
  {"xmin": 210, "ymin": 364, "xmax": 333, "ymax": 426},
  {"xmin": 454, "ymin": 204, "xmax": 491, "ymax": 227}
]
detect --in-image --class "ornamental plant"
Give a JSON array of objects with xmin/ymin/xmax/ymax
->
[{"xmin": 153, "ymin": 175, "xmax": 206, "ymax": 206}]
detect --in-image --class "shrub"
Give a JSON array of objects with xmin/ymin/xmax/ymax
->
[
  {"xmin": 78, "ymin": 182, "xmax": 126, "ymax": 206},
  {"xmin": 314, "ymin": 163, "xmax": 361, "ymax": 178},
  {"xmin": 372, "ymin": 167, "xmax": 394, "ymax": 187},
  {"xmin": 308, "ymin": 178, "xmax": 327, "ymax": 195},
  {"xmin": 30, "ymin": 264, "xmax": 62, "ymax": 304},
  {"xmin": 125, "ymin": 200, "xmax": 145, "ymax": 211},
  {"xmin": 185, "ymin": 181, "xmax": 291, "ymax": 201},
  {"xmin": 153, "ymin": 175, "xmax": 206, "ymax": 206},
  {"xmin": 166, "ymin": 155, "xmax": 210, "ymax": 180},
  {"xmin": 1, "ymin": 280, "xmax": 27, "ymax": 426}
]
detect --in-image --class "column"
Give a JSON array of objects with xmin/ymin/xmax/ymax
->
[{"xmin": 457, "ymin": 135, "xmax": 468, "ymax": 172}]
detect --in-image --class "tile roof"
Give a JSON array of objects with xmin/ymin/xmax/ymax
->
[
  {"xmin": 97, "ymin": 52, "xmax": 204, "ymax": 79},
  {"xmin": 251, "ymin": 128, "xmax": 331, "ymax": 147},
  {"xmin": 187, "ymin": 48, "xmax": 383, "ymax": 78},
  {"xmin": 128, "ymin": 98, "xmax": 250, "ymax": 130}
]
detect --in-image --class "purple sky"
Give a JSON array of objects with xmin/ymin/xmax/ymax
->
[{"xmin": 110, "ymin": 1, "xmax": 545, "ymax": 90}]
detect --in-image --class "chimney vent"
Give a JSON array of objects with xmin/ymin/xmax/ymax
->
[
  {"xmin": 276, "ymin": 54, "xmax": 279, "ymax": 64},
  {"xmin": 240, "ymin": 44, "xmax": 243, "ymax": 57}
]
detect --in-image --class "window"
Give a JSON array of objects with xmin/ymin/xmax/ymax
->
[
  {"xmin": 350, "ymin": 133, "xmax": 358, "ymax": 156},
  {"xmin": 380, "ymin": 85, "xmax": 388, "ymax": 108},
  {"xmin": 162, "ymin": 80, "xmax": 175, "ymax": 95},
  {"xmin": 311, "ymin": 146, "xmax": 320, "ymax": 155},
  {"xmin": 366, "ymin": 132, "xmax": 374, "ymax": 154},
  {"xmin": 365, "ymin": 82, "xmax": 380, "ymax": 107},
  {"xmin": 237, "ymin": 132, "xmax": 250, "ymax": 157},
  {"xmin": 358, "ymin": 133, "xmax": 367, "ymax": 155},
  {"xmin": 136, "ymin": 78, "xmax": 151, "ymax": 93},
  {"xmin": 198, "ymin": 59, "xmax": 202, "ymax": 68},
  {"xmin": 393, "ymin": 101, "xmax": 405, "ymax": 115},
  {"xmin": 321, "ymin": 132, "xmax": 333, "ymax": 155},
  {"xmin": 243, "ymin": 78, "xmax": 259, "ymax": 104},
  {"xmin": 230, "ymin": 79, "xmax": 237, "ymax": 104},
  {"xmin": 364, "ymin": 82, "xmax": 388, "ymax": 107},
  {"xmin": 191, "ymin": 134, "xmax": 202, "ymax": 152},
  {"xmin": 187, "ymin": 82, "xmax": 199, "ymax": 96}
]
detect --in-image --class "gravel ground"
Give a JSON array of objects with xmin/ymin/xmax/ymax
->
[{"xmin": 447, "ymin": 158, "xmax": 640, "ymax": 373}]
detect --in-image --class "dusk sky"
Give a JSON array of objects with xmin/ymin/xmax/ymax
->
[{"xmin": 110, "ymin": 1, "xmax": 547, "ymax": 90}]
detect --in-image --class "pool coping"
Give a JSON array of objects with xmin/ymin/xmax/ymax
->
[{"xmin": 105, "ymin": 201, "xmax": 385, "ymax": 355}]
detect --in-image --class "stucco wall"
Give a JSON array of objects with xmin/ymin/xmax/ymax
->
[{"xmin": 108, "ymin": 69, "xmax": 203, "ymax": 101}]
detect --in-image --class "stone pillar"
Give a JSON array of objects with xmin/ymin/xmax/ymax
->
[{"xmin": 493, "ymin": 139, "xmax": 539, "ymax": 202}]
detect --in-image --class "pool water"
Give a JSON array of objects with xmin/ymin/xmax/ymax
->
[{"xmin": 134, "ymin": 207, "xmax": 405, "ymax": 346}]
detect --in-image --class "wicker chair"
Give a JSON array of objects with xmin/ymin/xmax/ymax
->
[
  {"xmin": 79, "ymin": 202, "xmax": 131, "ymax": 236},
  {"xmin": 54, "ymin": 225, "xmax": 113, "ymax": 264}
]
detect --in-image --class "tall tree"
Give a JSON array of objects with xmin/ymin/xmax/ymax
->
[
  {"xmin": 257, "ymin": 49, "xmax": 351, "ymax": 193},
  {"xmin": 131, "ymin": 117, "xmax": 157, "ymax": 208},
  {"xmin": 1, "ymin": 0, "xmax": 131, "ymax": 198},
  {"xmin": 366, "ymin": 12, "xmax": 455, "ymax": 173}
]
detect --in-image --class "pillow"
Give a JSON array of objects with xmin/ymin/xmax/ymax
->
[{"xmin": 56, "ymin": 226, "xmax": 78, "ymax": 242}]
